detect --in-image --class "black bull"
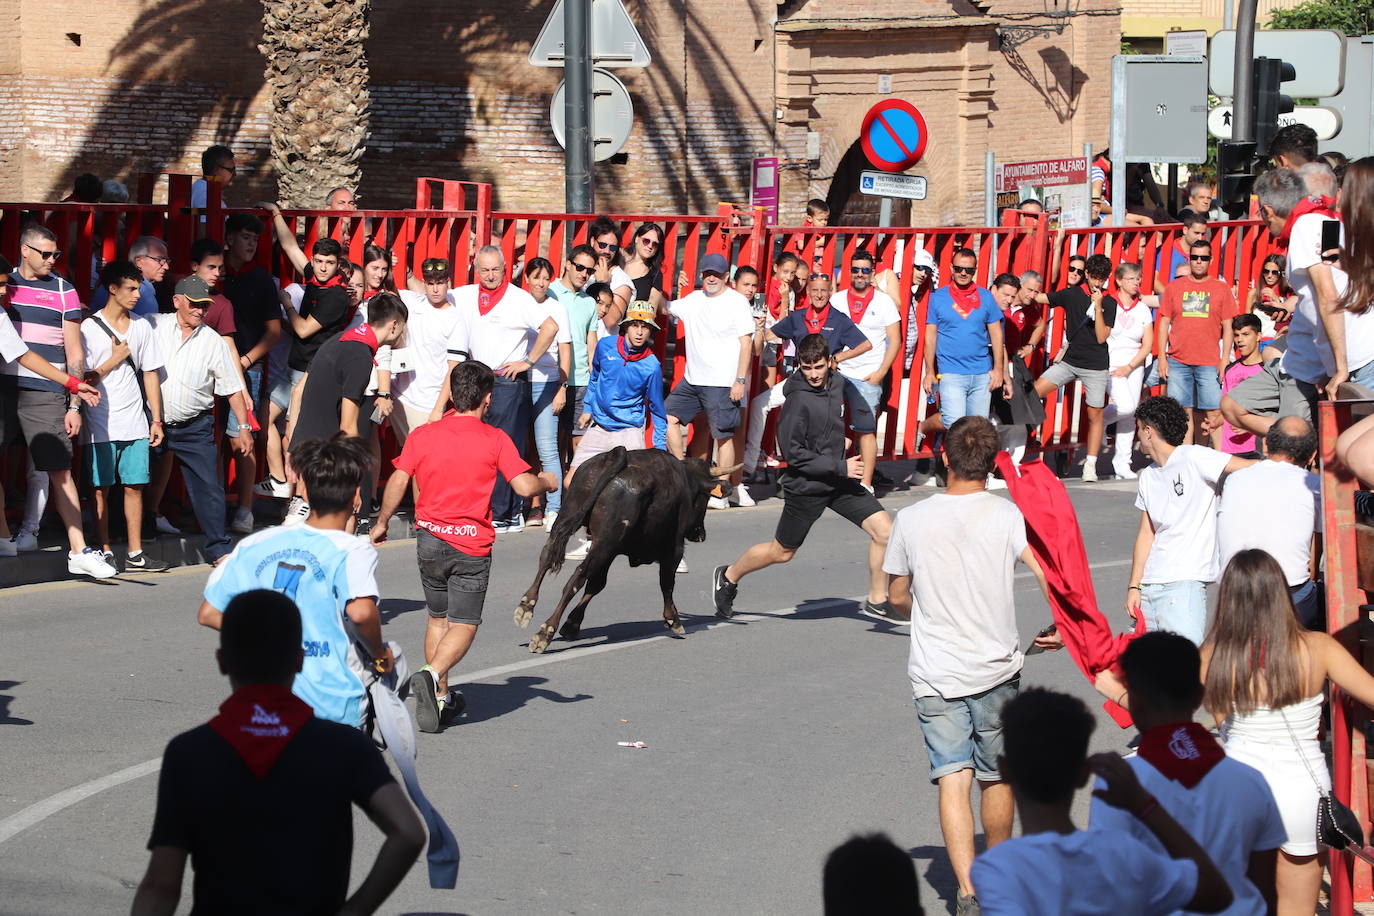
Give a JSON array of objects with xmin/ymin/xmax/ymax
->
[{"xmin": 514, "ymin": 447, "xmax": 738, "ymax": 654}]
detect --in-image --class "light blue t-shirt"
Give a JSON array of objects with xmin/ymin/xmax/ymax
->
[
  {"xmin": 90, "ymin": 278, "xmax": 159, "ymax": 316},
  {"xmin": 549, "ymin": 279, "xmax": 598, "ymax": 386},
  {"xmin": 204, "ymin": 525, "xmax": 380, "ymax": 727},
  {"xmin": 927, "ymin": 285, "xmax": 1001, "ymax": 375}
]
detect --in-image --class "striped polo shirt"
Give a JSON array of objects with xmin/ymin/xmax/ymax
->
[{"xmin": 1, "ymin": 271, "xmax": 83, "ymax": 392}]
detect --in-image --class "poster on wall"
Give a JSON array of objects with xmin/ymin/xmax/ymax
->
[{"xmin": 994, "ymin": 157, "xmax": 1091, "ymax": 229}]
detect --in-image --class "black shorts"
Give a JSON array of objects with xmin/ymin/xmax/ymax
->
[
  {"xmin": 665, "ymin": 380, "xmax": 741, "ymax": 439},
  {"xmin": 416, "ymin": 529, "xmax": 492, "ymax": 626},
  {"xmin": 774, "ymin": 479, "xmax": 883, "ymax": 551},
  {"xmin": 0, "ymin": 388, "xmax": 74, "ymax": 471}
]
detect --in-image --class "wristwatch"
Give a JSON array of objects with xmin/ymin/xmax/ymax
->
[
  {"xmin": 734, "ymin": 376, "xmax": 747, "ymax": 384},
  {"xmin": 376, "ymin": 392, "xmax": 392, "ymax": 400},
  {"xmin": 237, "ymin": 424, "xmax": 253, "ymax": 431}
]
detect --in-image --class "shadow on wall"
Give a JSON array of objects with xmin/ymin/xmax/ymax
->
[{"xmin": 1001, "ymin": 43, "xmax": 1089, "ymax": 124}]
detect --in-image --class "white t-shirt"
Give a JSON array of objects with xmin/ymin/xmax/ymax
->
[
  {"xmin": 668, "ymin": 288, "xmax": 755, "ymax": 388},
  {"xmin": 593, "ymin": 266, "xmax": 636, "ymax": 341},
  {"xmin": 447, "ymin": 284, "xmax": 550, "ymax": 369},
  {"xmin": 884, "ymin": 491, "xmax": 1029, "ymax": 699},
  {"xmin": 395, "ymin": 290, "xmax": 463, "ymax": 413},
  {"xmin": 1109, "ymin": 298, "xmax": 1153, "ymax": 366},
  {"xmin": 79, "ymin": 313, "xmax": 165, "ymax": 443},
  {"xmin": 831, "ymin": 288, "xmax": 901, "ymax": 379},
  {"xmin": 0, "ymin": 310, "xmax": 26, "ymax": 364},
  {"xmin": 528, "ymin": 296, "xmax": 573, "ymax": 384},
  {"xmin": 972, "ymin": 829, "xmax": 1198, "ymax": 916},
  {"xmin": 1090, "ymin": 754, "xmax": 1287, "ymax": 916},
  {"xmin": 1135, "ymin": 444, "xmax": 1232, "ymax": 584},
  {"xmin": 1217, "ymin": 459, "xmax": 1320, "ymax": 587},
  {"xmin": 1281, "ymin": 213, "xmax": 1374, "ymax": 383}
]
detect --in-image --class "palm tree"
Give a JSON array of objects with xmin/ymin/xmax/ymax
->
[{"xmin": 259, "ymin": 0, "xmax": 371, "ymax": 208}]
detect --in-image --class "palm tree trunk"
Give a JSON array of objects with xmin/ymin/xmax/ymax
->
[{"xmin": 259, "ymin": 0, "xmax": 371, "ymax": 208}]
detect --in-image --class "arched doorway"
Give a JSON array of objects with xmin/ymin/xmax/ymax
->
[{"xmin": 825, "ymin": 139, "xmax": 912, "ymax": 226}]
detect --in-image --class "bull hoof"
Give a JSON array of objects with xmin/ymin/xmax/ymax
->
[
  {"xmin": 514, "ymin": 595, "xmax": 537, "ymax": 628},
  {"xmin": 665, "ymin": 616, "xmax": 685, "ymax": 636},
  {"xmin": 559, "ymin": 620, "xmax": 582, "ymax": 641},
  {"xmin": 529, "ymin": 623, "xmax": 556, "ymax": 654}
]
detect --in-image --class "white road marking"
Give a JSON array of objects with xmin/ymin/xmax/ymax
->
[{"xmin": 0, "ymin": 558, "xmax": 1133, "ymax": 845}]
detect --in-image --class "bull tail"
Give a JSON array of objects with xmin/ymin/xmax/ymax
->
[{"xmin": 545, "ymin": 447, "xmax": 630, "ymax": 574}]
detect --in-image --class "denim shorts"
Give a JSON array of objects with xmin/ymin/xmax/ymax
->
[
  {"xmin": 1166, "ymin": 358, "xmax": 1223, "ymax": 410},
  {"xmin": 416, "ymin": 528, "xmax": 493, "ymax": 626},
  {"xmin": 841, "ymin": 376, "xmax": 879, "ymax": 434},
  {"xmin": 1140, "ymin": 579, "xmax": 1208, "ymax": 645},
  {"xmin": 914, "ymin": 675, "xmax": 1020, "ymax": 783}
]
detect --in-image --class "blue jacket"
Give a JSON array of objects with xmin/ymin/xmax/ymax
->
[{"xmin": 584, "ymin": 335, "xmax": 668, "ymax": 449}]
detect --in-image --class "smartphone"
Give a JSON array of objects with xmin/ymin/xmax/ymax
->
[
  {"xmin": 751, "ymin": 293, "xmax": 766, "ymax": 318},
  {"xmin": 1321, "ymin": 219, "xmax": 1342, "ymax": 263},
  {"xmin": 370, "ymin": 404, "xmax": 384, "ymax": 424}
]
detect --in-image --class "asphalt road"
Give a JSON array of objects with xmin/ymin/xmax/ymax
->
[{"xmin": 0, "ymin": 476, "xmax": 1145, "ymax": 916}]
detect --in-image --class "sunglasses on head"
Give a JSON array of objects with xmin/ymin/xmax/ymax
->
[
  {"xmin": 421, "ymin": 258, "xmax": 450, "ymax": 273},
  {"xmin": 951, "ymin": 265, "xmax": 976, "ymax": 275}
]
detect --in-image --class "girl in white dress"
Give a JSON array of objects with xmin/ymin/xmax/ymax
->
[
  {"xmin": 1103, "ymin": 262, "xmax": 1154, "ymax": 479},
  {"xmin": 1202, "ymin": 549, "xmax": 1374, "ymax": 916}
]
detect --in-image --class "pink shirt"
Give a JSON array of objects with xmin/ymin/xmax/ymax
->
[{"xmin": 1220, "ymin": 359, "xmax": 1264, "ymax": 453}]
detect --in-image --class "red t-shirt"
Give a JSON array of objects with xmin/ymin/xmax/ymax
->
[
  {"xmin": 203, "ymin": 293, "xmax": 238, "ymax": 339},
  {"xmin": 1159, "ymin": 277, "xmax": 1237, "ymax": 366},
  {"xmin": 1002, "ymin": 301, "xmax": 1042, "ymax": 355},
  {"xmin": 394, "ymin": 414, "xmax": 530, "ymax": 557}
]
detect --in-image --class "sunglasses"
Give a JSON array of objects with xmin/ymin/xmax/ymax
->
[
  {"xmin": 951, "ymin": 265, "xmax": 976, "ymax": 275},
  {"xmin": 850, "ymin": 266, "xmax": 873, "ymax": 274},
  {"xmin": 639, "ymin": 237, "xmax": 661, "ymax": 248},
  {"xmin": 1190, "ymin": 255, "xmax": 1212, "ymax": 262},
  {"xmin": 595, "ymin": 240, "xmax": 619, "ymax": 252},
  {"xmin": 421, "ymin": 258, "xmax": 450, "ymax": 273},
  {"xmin": 25, "ymin": 244, "xmax": 59, "ymax": 261},
  {"xmin": 1262, "ymin": 268, "xmax": 1280, "ymax": 276},
  {"xmin": 1067, "ymin": 266, "xmax": 1084, "ymax": 274},
  {"xmin": 570, "ymin": 261, "xmax": 595, "ymax": 274}
]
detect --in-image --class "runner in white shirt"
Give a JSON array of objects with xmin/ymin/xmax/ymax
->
[
  {"xmin": 1127, "ymin": 397, "xmax": 1254, "ymax": 645},
  {"xmin": 442, "ymin": 246, "xmax": 558, "ymax": 531},
  {"xmin": 1104, "ymin": 262, "xmax": 1155, "ymax": 479},
  {"xmin": 663, "ymin": 253, "xmax": 754, "ymax": 493},
  {"xmin": 831, "ymin": 248, "xmax": 901, "ymax": 492},
  {"xmin": 395, "ymin": 259, "xmax": 463, "ymax": 435}
]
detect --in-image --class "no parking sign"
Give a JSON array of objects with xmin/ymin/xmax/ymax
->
[{"xmin": 860, "ymin": 99, "xmax": 928, "ymax": 173}]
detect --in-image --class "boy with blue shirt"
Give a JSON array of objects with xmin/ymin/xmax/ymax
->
[
  {"xmin": 570, "ymin": 301, "xmax": 669, "ymax": 473},
  {"xmin": 922, "ymin": 248, "xmax": 1006, "ymax": 428},
  {"xmin": 198, "ymin": 435, "xmax": 391, "ymax": 728}
]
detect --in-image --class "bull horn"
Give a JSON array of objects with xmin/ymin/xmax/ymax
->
[{"xmin": 709, "ymin": 463, "xmax": 744, "ymax": 478}]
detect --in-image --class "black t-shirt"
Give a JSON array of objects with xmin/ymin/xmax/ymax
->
[
  {"xmin": 630, "ymin": 269, "xmax": 661, "ymax": 303},
  {"xmin": 222, "ymin": 265, "xmax": 281, "ymax": 359},
  {"xmin": 288, "ymin": 284, "xmax": 350, "ymax": 371},
  {"xmin": 292, "ymin": 335, "xmax": 374, "ymax": 445},
  {"xmin": 1048, "ymin": 287, "xmax": 1117, "ymax": 371},
  {"xmin": 148, "ymin": 717, "xmax": 394, "ymax": 916}
]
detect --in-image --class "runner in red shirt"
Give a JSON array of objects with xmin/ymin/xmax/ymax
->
[{"xmin": 372, "ymin": 360, "xmax": 558, "ymax": 732}]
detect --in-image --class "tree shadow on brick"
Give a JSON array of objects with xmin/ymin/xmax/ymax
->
[{"xmin": 1000, "ymin": 44, "xmax": 1089, "ymax": 124}]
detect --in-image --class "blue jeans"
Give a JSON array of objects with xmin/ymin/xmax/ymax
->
[
  {"xmin": 1166, "ymin": 358, "xmax": 1223, "ymax": 410},
  {"xmin": 486, "ymin": 376, "xmax": 531, "ymax": 522},
  {"xmin": 1140, "ymin": 580, "xmax": 1207, "ymax": 645},
  {"xmin": 158, "ymin": 412, "xmax": 232, "ymax": 560},
  {"xmin": 938, "ymin": 372, "xmax": 991, "ymax": 428},
  {"xmin": 914, "ymin": 675, "xmax": 1020, "ymax": 784},
  {"xmin": 529, "ymin": 379, "xmax": 562, "ymax": 514}
]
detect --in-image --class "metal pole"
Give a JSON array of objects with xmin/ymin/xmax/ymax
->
[
  {"xmin": 984, "ymin": 150, "xmax": 996, "ymax": 226},
  {"xmin": 1223, "ymin": 0, "xmax": 1233, "ymax": 31},
  {"xmin": 1167, "ymin": 163, "xmax": 1179, "ymax": 216},
  {"xmin": 879, "ymin": 197, "xmax": 893, "ymax": 227},
  {"xmin": 564, "ymin": 0, "xmax": 594, "ymax": 213},
  {"xmin": 1231, "ymin": 0, "xmax": 1259, "ymax": 143},
  {"xmin": 1083, "ymin": 141, "xmax": 1093, "ymax": 228}
]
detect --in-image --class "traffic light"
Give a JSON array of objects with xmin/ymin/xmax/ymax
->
[
  {"xmin": 1217, "ymin": 139, "xmax": 1257, "ymax": 218},
  {"xmin": 1254, "ymin": 56, "xmax": 1296, "ymax": 157}
]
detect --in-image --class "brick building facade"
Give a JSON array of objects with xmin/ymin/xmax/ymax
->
[{"xmin": 0, "ymin": 0, "xmax": 1116, "ymax": 226}]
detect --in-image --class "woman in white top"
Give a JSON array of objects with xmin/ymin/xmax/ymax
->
[
  {"xmin": 1103, "ymin": 262, "xmax": 1155, "ymax": 479},
  {"xmin": 1202, "ymin": 549, "xmax": 1374, "ymax": 916},
  {"xmin": 523, "ymin": 257, "xmax": 573, "ymax": 527},
  {"xmin": 587, "ymin": 215, "xmax": 633, "ymax": 332}
]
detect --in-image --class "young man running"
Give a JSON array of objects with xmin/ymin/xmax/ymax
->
[
  {"xmin": 712, "ymin": 333, "xmax": 895, "ymax": 622},
  {"xmin": 373, "ymin": 360, "xmax": 557, "ymax": 732}
]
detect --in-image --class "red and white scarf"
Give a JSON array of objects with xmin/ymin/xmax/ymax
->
[
  {"xmin": 209, "ymin": 684, "xmax": 314, "ymax": 780},
  {"xmin": 1278, "ymin": 195, "xmax": 1340, "ymax": 250},
  {"xmin": 1136, "ymin": 721, "xmax": 1226, "ymax": 788},
  {"xmin": 949, "ymin": 282, "xmax": 981, "ymax": 319},
  {"xmin": 478, "ymin": 280, "xmax": 510, "ymax": 316},
  {"xmin": 339, "ymin": 322, "xmax": 380, "ymax": 354},
  {"xmin": 846, "ymin": 287, "xmax": 875, "ymax": 325},
  {"xmin": 803, "ymin": 304, "xmax": 831, "ymax": 335}
]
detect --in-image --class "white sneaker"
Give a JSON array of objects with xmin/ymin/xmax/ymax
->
[
  {"xmin": 282, "ymin": 497, "xmax": 310, "ymax": 527},
  {"xmin": 0, "ymin": 538, "xmax": 15, "ymax": 558},
  {"xmin": 707, "ymin": 496, "xmax": 729, "ymax": 510},
  {"xmin": 12, "ymin": 529, "xmax": 37, "ymax": 552},
  {"xmin": 1081, "ymin": 463, "xmax": 1099, "ymax": 483},
  {"xmin": 1114, "ymin": 466, "xmax": 1138, "ymax": 480},
  {"xmin": 252, "ymin": 476, "xmax": 291, "ymax": 499},
  {"xmin": 731, "ymin": 484, "xmax": 756, "ymax": 507},
  {"xmin": 565, "ymin": 538, "xmax": 591, "ymax": 559},
  {"xmin": 676, "ymin": 557, "xmax": 688, "ymax": 574},
  {"xmin": 544, "ymin": 510, "xmax": 558, "ymax": 530},
  {"xmin": 230, "ymin": 506, "xmax": 254, "ymax": 534},
  {"xmin": 68, "ymin": 547, "xmax": 117, "ymax": 579},
  {"xmin": 861, "ymin": 482, "xmax": 875, "ymax": 495},
  {"xmin": 155, "ymin": 515, "xmax": 182, "ymax": 535}
]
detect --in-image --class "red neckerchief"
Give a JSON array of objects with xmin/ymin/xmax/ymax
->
[
  {"xmin": 478, "ymin": 280, "xmax": 509, "ymax": 316},
  {"xmin": 846, "ymin": 287, "xmax": 875, "ymax": 325},
  {"xmin": 617, "ymin": 336, "xmax": 651, "ymax": 362},
  {"xmin": 949, "ymin": 282, "xmax": 981, "ymax": 318},
  {"xmin": 340, "ymin": 322, "xmax": 380, "ymax": 354},
  {"xmin": 767, "ymin": 283, "xmax": 786, "ymax": 319},
  {"xmin": 306, "ymin": 271, "xmax": 346, "ymax": 288},
  {"xmin": 209, "ymin": 684, "xmax": 313, "ymax": 780},
  {"xmin": 803, "ymin": 304, "xmax": 831, "ymax": 335},
  {"xmin": 1136, "ymin": 721, "xmax": 1226, "ymax": 789},
  {"xmin": 1278, "ymin": 195, "xmax": 1340, "ymax": 249},
  {"xmin": 1118, "ymin": 293, "xmax": 1141, "ymax": 312},
  {"xmin": 363, "ymin": 287, "xmax": 380, "ymax": 300}
]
